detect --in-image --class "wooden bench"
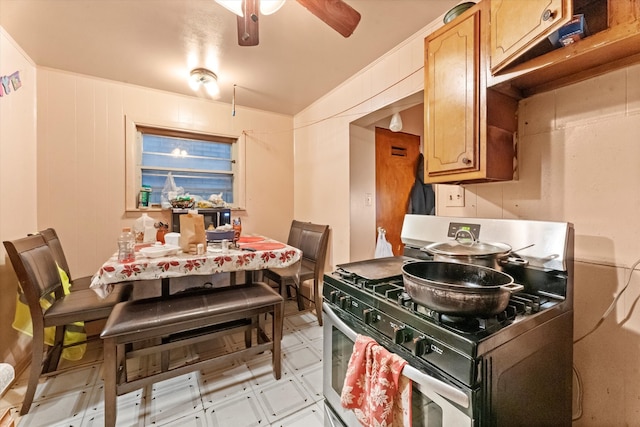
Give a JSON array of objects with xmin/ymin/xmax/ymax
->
[{"xmin": 100, "ymin": 281, "xmax": 283, "ymax": 427}]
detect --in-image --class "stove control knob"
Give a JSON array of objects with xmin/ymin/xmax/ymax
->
[
  {"xmin": 363, "ymin": 309, "xmax": 374, "ymax": 324},
  {"xmin": 398, "ymin": 292, "xmax": 412, "ymax": 307},
  {"xmin": 393, "ymin": 326, "xmax": 409, "ymax": 344},
  {"xmin": 414, "ymin": 337, "xmax": 431, "ymax": 356},
  {"xmin": 339, "ymin": 295, "xmax": 351, "ymax": 310},
  {"xmin": 329, "ymin": 290, "xmax": 341, "ymax": 304}
]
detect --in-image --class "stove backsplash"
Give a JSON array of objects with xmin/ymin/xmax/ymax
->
[{"xmin": 401, "ymin": 215, "xmax": 573, "ymax": 272}]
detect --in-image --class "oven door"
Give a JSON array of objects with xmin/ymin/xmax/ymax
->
[{"xmin": 323, "ymin": 303, "xmax": 473, "ymax": 427}]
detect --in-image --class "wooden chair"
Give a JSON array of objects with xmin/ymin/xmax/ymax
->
[
  {"xmin": 262, "ymin": 220, "xmax": 329, "ymax": 325},
  {"xmin": 38, "ymin": 228, "xmax": 92, "ymax": 290},
  {"xmin": 3, "ymin": 234, "xmax": 131, "ymax": 415}
]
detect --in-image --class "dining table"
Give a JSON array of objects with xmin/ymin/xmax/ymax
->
[{"xmin": 90, "ymin": 235, "xmax": 302, "ymax": 298}]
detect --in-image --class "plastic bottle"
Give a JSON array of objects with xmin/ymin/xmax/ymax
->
[
  {"xmin": 117, "ymin": 227, "xmax": 135, "ymax": 263},
  {"xmin": 232, "ymin": 218, "xmax": 242, "ymax": 241}
]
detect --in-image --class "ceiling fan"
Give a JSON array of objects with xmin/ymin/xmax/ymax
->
[{"xmin": 215, "ymin": 0, "xmax": 361, "ymax": 46}]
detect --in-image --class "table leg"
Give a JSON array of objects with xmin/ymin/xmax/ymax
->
[
  {"xmin": 245, "ymin": 271, "xmax": 254, "ymax": 285},
  {"xmin": 160, "ymin": 277, "xmax": 171, "ymax": 370},
  {"xmin": 161, "ymin": 277, "xmax": 170, "ymax": 297}
]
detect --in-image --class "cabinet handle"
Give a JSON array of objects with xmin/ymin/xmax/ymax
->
[
  {"xmin": 542, "ymin": 9, "xmax": 556, "ymax": 21},
  {"xmin": 462, "ymin": 157, "xmax": 472, "ymax": 165}
]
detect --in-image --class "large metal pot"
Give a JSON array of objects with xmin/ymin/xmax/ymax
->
[
  {"xmin": 422, "ymin": 229, "xmax": 512, "ymax": 269},
  {"xmin": 402, "ymin": 261, "xmax": 524, "ymax": 317}
]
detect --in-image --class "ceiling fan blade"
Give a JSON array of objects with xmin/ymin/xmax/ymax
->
[
  {"xmin": 237, "ymin": 0, "xmax": 259, "ymax": 46},
  {"xmin": 296, "ymin": 0, "xmax": 361, "ymax": 38}
]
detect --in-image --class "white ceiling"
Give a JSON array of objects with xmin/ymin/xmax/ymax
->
[{"xmin": 0, "ymin": 0, "xmax": 460, "ymax": 115}]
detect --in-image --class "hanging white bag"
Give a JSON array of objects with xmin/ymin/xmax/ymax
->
[
  {"xmin": 160, "ymin": 172, "xmax": 184, "ymax": 209},
  {"xmin": 374, "ymin": 227, "xmax": 394, "ymax": 258}
]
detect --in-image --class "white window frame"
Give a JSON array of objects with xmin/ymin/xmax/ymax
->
[{"xmin": 124, "ymin": 115, "xmax": 246, "ymax": 212}]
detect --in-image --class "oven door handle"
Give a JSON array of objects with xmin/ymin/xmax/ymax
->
[{"xmin": 323, "ymin": 303, "xmax": 470, "ymax": 409}]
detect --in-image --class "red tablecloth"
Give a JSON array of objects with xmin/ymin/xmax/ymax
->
[{"xmin": 90, "ymin": 237, "xmax": 301, "ymax": 298}]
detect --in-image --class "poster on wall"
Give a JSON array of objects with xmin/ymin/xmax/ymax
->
[{"xmin": 0, "ymin": 71, "xmax": 22, "ymax": 97}]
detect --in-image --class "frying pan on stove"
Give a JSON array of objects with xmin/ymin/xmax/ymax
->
[{"xmin": 402, "ymin": 261, "xmax": 523, "ymax": 317}]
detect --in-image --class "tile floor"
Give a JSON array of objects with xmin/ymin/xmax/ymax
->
[{"xmin": 0, "ymin": 301, "xmax": 326, "ymax": 427}]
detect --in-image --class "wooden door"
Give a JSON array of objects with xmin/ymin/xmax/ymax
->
[
  {"xmin": 425, "ymin": 9, "xmax": 479, "ymax": 177},
  {"xmin": 375, "ymin": 127, "xmax": 420, "ymax": 256},
  {"xmin": 491, "ymin": 0, "xmax": 571, "ymax": 74}
]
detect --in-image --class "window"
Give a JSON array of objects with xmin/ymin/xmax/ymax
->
[{"xmin": 125, "ymin": 118, "xmax": 245, "ymax": 211}]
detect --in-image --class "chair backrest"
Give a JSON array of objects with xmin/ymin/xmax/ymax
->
[
  {"xmin": 295, "ymin": 221, "xmax": 330, "ymax": 280},
  {"xmin": 39, "ymin": 228, "xmax": 71, "ymax": 279},
  {"xmin": 287, "ymin": 220, "xmax": 305, "ymax": 248},
  {"xmin": 3, "ymin": 234, "xmax": 65, "ymax": 329}
]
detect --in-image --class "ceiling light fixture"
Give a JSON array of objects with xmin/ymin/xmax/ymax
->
[
  {"xmin": 389, "ymin": 112, "xmax": 403, "ymax": 132},
  {"xmin": 260, "ymin": 0, "xmax": 286, "ymax": 15},
  {"xmin": 214, "ymin": 0, "xmax": 285, "ymax": 16},
  {"xmin": 214, "ymin": 0, "xmax": 244, "ymax": 16},
  {"xmin": 189, "ymin": 68, "xmax": 219, "ymax": 97}
]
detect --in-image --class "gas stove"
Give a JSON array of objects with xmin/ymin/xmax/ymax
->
[
  {"xmin": 323, "ymin": 215, "xmax": 574, "ymax": 426},
  {"xmin": 324, "ymin": 256, "xmax": 569, "ymax": 387}
]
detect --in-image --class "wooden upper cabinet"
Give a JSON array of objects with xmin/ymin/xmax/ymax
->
[
  {"xmin": 425, "ymin": 9, "xmax": 479, "ymax": 176},
  {"xmin": 424, "ymin": 1, "xmax": 517, "ymax": 184},
  {"xmin": 489, "ymin": 0, "xmax": 640, "ymax": 98},
  {"xmin": 490, "ymin": 0, "xmax": 572, "ymax": 74}
]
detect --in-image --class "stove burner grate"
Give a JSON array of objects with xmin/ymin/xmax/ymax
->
[{"xmin": 334, "ymin": 268, "xmax": 562, "ymax": 336}]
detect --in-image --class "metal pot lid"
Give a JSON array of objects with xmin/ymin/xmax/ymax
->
[{"xmin": 424, "ymin": 240, "xmax": 512, "ymax": 257}]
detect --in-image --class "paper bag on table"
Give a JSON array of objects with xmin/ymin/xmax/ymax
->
[{"xmin": 179, "ymin": 211, "xmax": 206, "ymax": 254}]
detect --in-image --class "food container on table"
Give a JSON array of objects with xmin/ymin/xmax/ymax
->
[
  {"xmin": 139, "ymin": 244, "xmax": 180, "ymax": 258},
  {"xmin": 206, "ymin": 229, "xmax": 235, "ymax": 242},
  {"xmin": 164, "ymin": 232, "xmax": 180, "ymax": 246}
]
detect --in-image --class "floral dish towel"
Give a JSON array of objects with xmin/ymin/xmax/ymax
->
[{"xmin": 340, "ymin": 334, "xmax": 412, "ymax": 426}]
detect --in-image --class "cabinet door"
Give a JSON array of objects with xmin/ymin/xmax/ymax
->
[
  {"xmin": 425, "ymin": 9, "xmax": 479, "ymax": 177},
  {"xmin": 491, "ymin": 0, "xmax": 572, "ymax": 74}
]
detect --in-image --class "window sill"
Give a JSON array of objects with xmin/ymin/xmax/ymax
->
[{"xmin": 125, "ymin": 206, "xmax": 246, "ymax": 214}]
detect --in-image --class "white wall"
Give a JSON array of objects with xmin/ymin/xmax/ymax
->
[
  {"xmin": 0, "ymin": 27, "xmax": 37, "ymax": 370},
  {"xmin": 349, "ymin": 103, "xmax": 425, "ymax": 262},
  {"xmin": 437, "ymin": 65, "xmax": 640, "ymax": 425},
  {"xmin": 295, "ymin": 19, "xmax": 640, "ymax": 422},
  {"xmin": 294, "ymin": 18, "xmax": 445, "ymax": 268},
  {"xmin": 0, "ymin": 26, "xmax": 296, "ymax": 375},
  {"xmin": 35, "ymin": 68, "xmax": 295, "ymax": 280}
]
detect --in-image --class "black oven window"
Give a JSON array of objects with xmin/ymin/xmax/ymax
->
[
  {"xmin": 413, "ymin": 392, "xmax": 443, "ymax": 426},
  {"xmin": 330, "ymin": 327, "xmax": 353, "ymax": 395}
]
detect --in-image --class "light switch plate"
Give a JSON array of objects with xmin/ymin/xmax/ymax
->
[{"xmin": 445, "ymin": 185, "xmax": 465, "ymax": 207}]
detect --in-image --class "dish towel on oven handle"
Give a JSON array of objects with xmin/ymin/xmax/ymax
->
[{"xmin": 340, "ymin": 334, "xmax": 412, "ymax": 427}]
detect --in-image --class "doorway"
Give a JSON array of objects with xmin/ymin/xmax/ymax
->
[{"xmin": 375, "ymin": 127, "xmax": 420, "ymax": 255}]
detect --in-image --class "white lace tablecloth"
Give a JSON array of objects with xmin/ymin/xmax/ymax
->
[{"xmin": 90, "ymin": 237, "xmax": 301, "ymax": 298}]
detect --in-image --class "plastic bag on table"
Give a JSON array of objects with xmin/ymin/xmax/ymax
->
[
  {"xmin": 160, "ymin": 172, "xmax": 184, "ymax": 209},
  {"xmin": 374, "ymin": 227, "xmax": 394, "ymax": 258}
]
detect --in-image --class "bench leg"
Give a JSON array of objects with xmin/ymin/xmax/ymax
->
[
  {"xmin": 103, "ymin": 337, "xmax": 118, "ymax": 427},
  {"xmin": 244, "ymin": 328, "xmax": 251, "ymax": 348},
  {"xmin": 161, "ymin": 339, "xmax": 170, "ymax": 372},
  {"xmin": 272, "ymin": 302, "xmax": 283, "ymax": 380}
]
